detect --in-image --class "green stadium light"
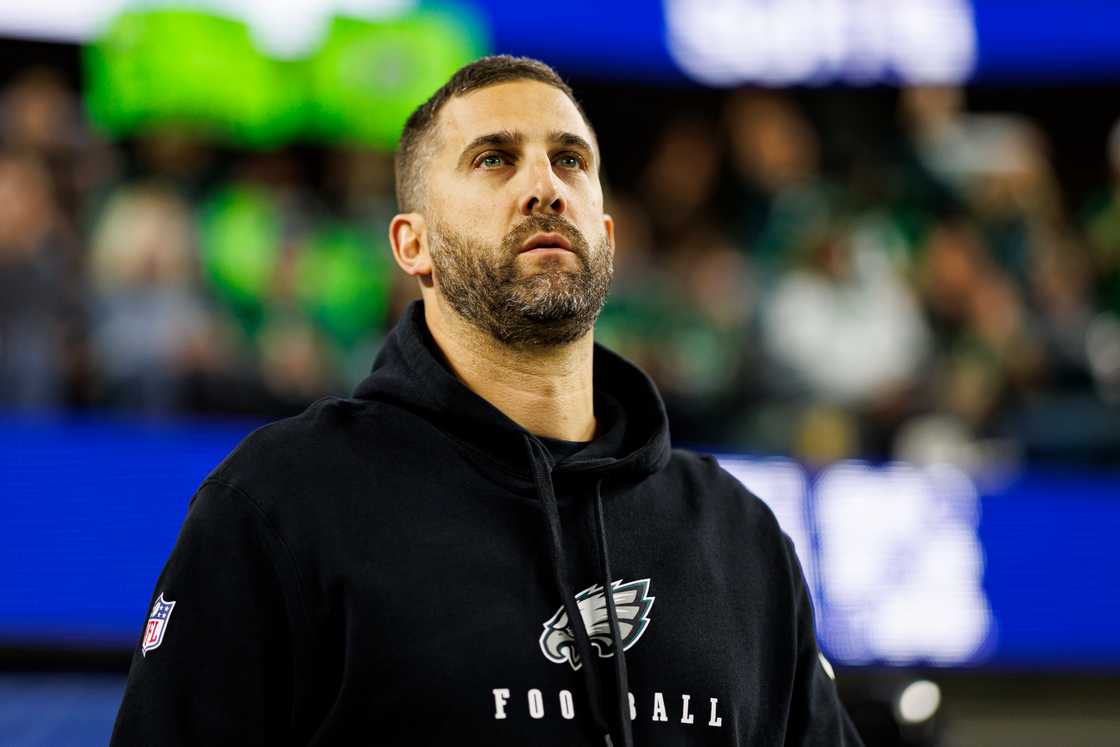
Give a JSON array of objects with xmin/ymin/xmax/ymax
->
[
  {"xmin": 308, "ymin": 9, "xmax": 486, "ymax": 147},
  {"xmin": 82, "ymin": 3, "xmax": 487, "ymax": 148}
]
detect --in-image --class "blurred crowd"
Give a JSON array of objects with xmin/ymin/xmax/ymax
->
[{"xmin": 2, "ymin": 67, "xmax": 1119, "ymax": 469}]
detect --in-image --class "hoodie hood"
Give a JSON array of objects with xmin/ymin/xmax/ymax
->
[{"xmin": 353, "ymin": 300, "xmax": 671, "ymax": 488}]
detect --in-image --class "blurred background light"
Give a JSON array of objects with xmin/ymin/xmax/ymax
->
[
  {"xmin": 81, "ymin": 2, "xmax": 487, "ymax": 147},
  {"xmin": 664, "ymin": 0, "xmax": 977, "ymax": 86},
  {"xmin": 896, "ymin": 679, "xmax": 942, "ymax": 724}
]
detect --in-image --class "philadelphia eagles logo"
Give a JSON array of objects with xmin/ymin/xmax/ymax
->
[{"xmin": 539, "ymin": 578, "xmax": 655, "ymax": 670}]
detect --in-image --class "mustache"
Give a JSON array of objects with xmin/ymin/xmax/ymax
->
[{"xmin": 502, "ymin": 215, "xmax": 590, "ymax": 259}]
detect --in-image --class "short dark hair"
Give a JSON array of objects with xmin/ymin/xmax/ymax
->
[{"xmin": 394, "ymin": 55, "xmax": 595, "ymax": 213}]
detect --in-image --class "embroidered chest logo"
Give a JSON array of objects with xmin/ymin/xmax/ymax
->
[
  {"xmin": 539, "ymin": 578, "xmax": 655, "ymax": 670},
  {"xmin": 141, "ymin": 593, "xmax": 176, "ymax": 657}
]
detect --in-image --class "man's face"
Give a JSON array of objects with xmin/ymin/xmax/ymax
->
[{"xmin": 422, "ymin": 80, "xmax": 614, "ymax": 347}]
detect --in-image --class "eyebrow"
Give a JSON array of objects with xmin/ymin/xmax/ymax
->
[
  {"xmin": 550, "ymin": 131, "xmax": 595, "ymax": 159},
  {"xmin": 457, "ymin": 130, "xmax": 597, "ymax": 168},
  {"xmin": 458, "ymin": 130, "xmax": 522, "ymax": 168}
]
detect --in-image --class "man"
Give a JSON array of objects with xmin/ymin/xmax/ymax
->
[{"xmin": 112, "ymin": 56, "xmax": 863, "ymax": 746}]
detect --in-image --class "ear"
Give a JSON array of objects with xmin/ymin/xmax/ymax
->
[
  {"xmin": 389, "ymin": 213, "xmax": 432, "ymax": 279},
  {"xmin": 602, "ymin": 214, "xmax": 616, "ymax": 258}
]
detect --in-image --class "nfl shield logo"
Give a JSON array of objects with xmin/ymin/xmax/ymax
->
[{"xmin": 141, "ymin": 593, "xmax": 176, "ymax": 657}]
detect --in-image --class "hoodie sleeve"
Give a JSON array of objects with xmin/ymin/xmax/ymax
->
[
  {"xmin": 783, "ymin": 537, "xmax": 865, "ymax": 746},
  {"xmin": 111, "ymin": 479, "xmax": 304, "ymax": 746}
]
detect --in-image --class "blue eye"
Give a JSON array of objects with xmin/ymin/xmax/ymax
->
[
  {"xmin": 556, "ymin": 154, "xmax": 583, "ymax": 169},
  {"xmin": 479, "ymin": 153, "xmax": 505, "ymax": 169}
]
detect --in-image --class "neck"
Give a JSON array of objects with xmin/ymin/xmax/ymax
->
[{"xmin": 424, "ymin": 295, "xmax": 597, "ymax": 442}]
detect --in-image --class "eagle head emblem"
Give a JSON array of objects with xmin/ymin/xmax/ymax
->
[{"xmin": 539, "ymin": 578, "xmax": 655, "ymax": 670}]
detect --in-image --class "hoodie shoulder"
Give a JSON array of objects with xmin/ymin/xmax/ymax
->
[
  {"xmin": 664, "ymin": 448, "xmax": 757, "ymax": 498},
  {"xmin": 662, "ymin": 448, "xmax": 788, "ymax": 537},
  {"xmin": 203, "ymin": 395, "xmax": 404, "ymax": 512}
]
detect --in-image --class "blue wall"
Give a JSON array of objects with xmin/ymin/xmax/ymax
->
[{"xmin": 1, "ymin": 413, "xmax": 1118, "ymax": 668}]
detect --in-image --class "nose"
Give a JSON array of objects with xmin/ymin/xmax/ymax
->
[{"xmin": 519, "ymin": 156, "xmax": 566, "ymax": 216}]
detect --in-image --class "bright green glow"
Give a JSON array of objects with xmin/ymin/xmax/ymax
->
[
  {"xmin": 199, "ymin": 185, "xmax": 282, "ymax": 331},
  {"xmin": 308, "ymin": 9, "xmax": 486, "ymax": 147},
  {"xmin": 294, "ymin": 224, "xmax": 393, "ymax": 348},
  {"xmin": 84, "ymin": 8, "xmax": 305, "ymax": 146},
  {"xmin": 83, "ymin": 5, "xmax": 486, "ymax": 147},
  {"xmin": 199, "ymin": 187, "xmax": 394, "ymax": 346}
]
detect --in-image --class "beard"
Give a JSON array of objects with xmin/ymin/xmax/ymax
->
[{"xmin": 428, "ymin": 214, "xmax": 613, "ymax": 348}]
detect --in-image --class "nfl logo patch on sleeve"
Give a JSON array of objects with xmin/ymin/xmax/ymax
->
[{"xmin": 141, "ymin": 593, "xmax": 176, "ymax": 657}]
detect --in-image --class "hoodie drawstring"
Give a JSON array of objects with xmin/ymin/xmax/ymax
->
[
  {"xmin": 526, "ymin": 437, "xmax": 615, "ymax": 745},
  {"xmin": 593, "ymin": 478, "xmax": 634, "ymax": 747},
  {"xmin": 525, "ymin": 437, "xmax": 634, "ymax": 747}
]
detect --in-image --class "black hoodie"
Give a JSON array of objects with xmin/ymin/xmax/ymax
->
[{"xmin": 112, "ymin": 301, "xmax": 863, "ymax": 746}]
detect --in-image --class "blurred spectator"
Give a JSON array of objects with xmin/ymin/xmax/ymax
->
[
  {"xmin": 198, "ymin": 181, "xmax": 287, "ymax": 338},
  {"xmin": 761, "ymin": 215, "xmax": 930, "ymax": 407},
  {"xmin": 914, "ymin": 218, "xmax": 1043, "ymax": 431},
  {"xmin": 726, "ymin": 91, "xmax": 819, "ymax": 196},
  {"xmin": 1084, "ymin": 117, "xmax": 1120, "ymax": 318},
  {"xmin": 133, "ymin": 131, "xmax": 215, "ymax": 198},
  {"xmin": 1, "ymin": 67, "xmax": 120, "ymax": 224},
  {"xmin": 88, "ymin": 183, "xmax": 224, "ymax": 413},
  {"xmin": 899, "ymin": 85, "xmax": 1065, "ymax": 284},
  {"xmin": 256, "ymin": 314, "xmax": 338, "ymax": 404},
  {"xmin": 0, "ymin": 68, "xmax": 81, "ymax": 155},
  {"xmin": 639, "ymin": 116, "xmax": 723, "ymax": 242},
  {"xmin": 0, "ymin": 151, "xmax": 81, "ymax": 409},
  {"xmin": 1029, "ymin": 236, "xmax": 1097, "ymax": 393},
  {"xmin": 656, "ymin": 228, "xmax": 758, "ymax": 444},
  {"xmin": 324, "ymin": 146, "xmax": 397, "ymax": 225},
  {"xmin": 758, "ymin": 211, "xmax": 930, "ymax": 462},
  {"xmin": 724, "ymin": 90, "xmax": 835, "ymax": 271}
]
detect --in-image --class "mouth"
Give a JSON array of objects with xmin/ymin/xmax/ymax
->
[{"xmin": 519, "ymin": 232, "xmax": 574, "ymax": 254}]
